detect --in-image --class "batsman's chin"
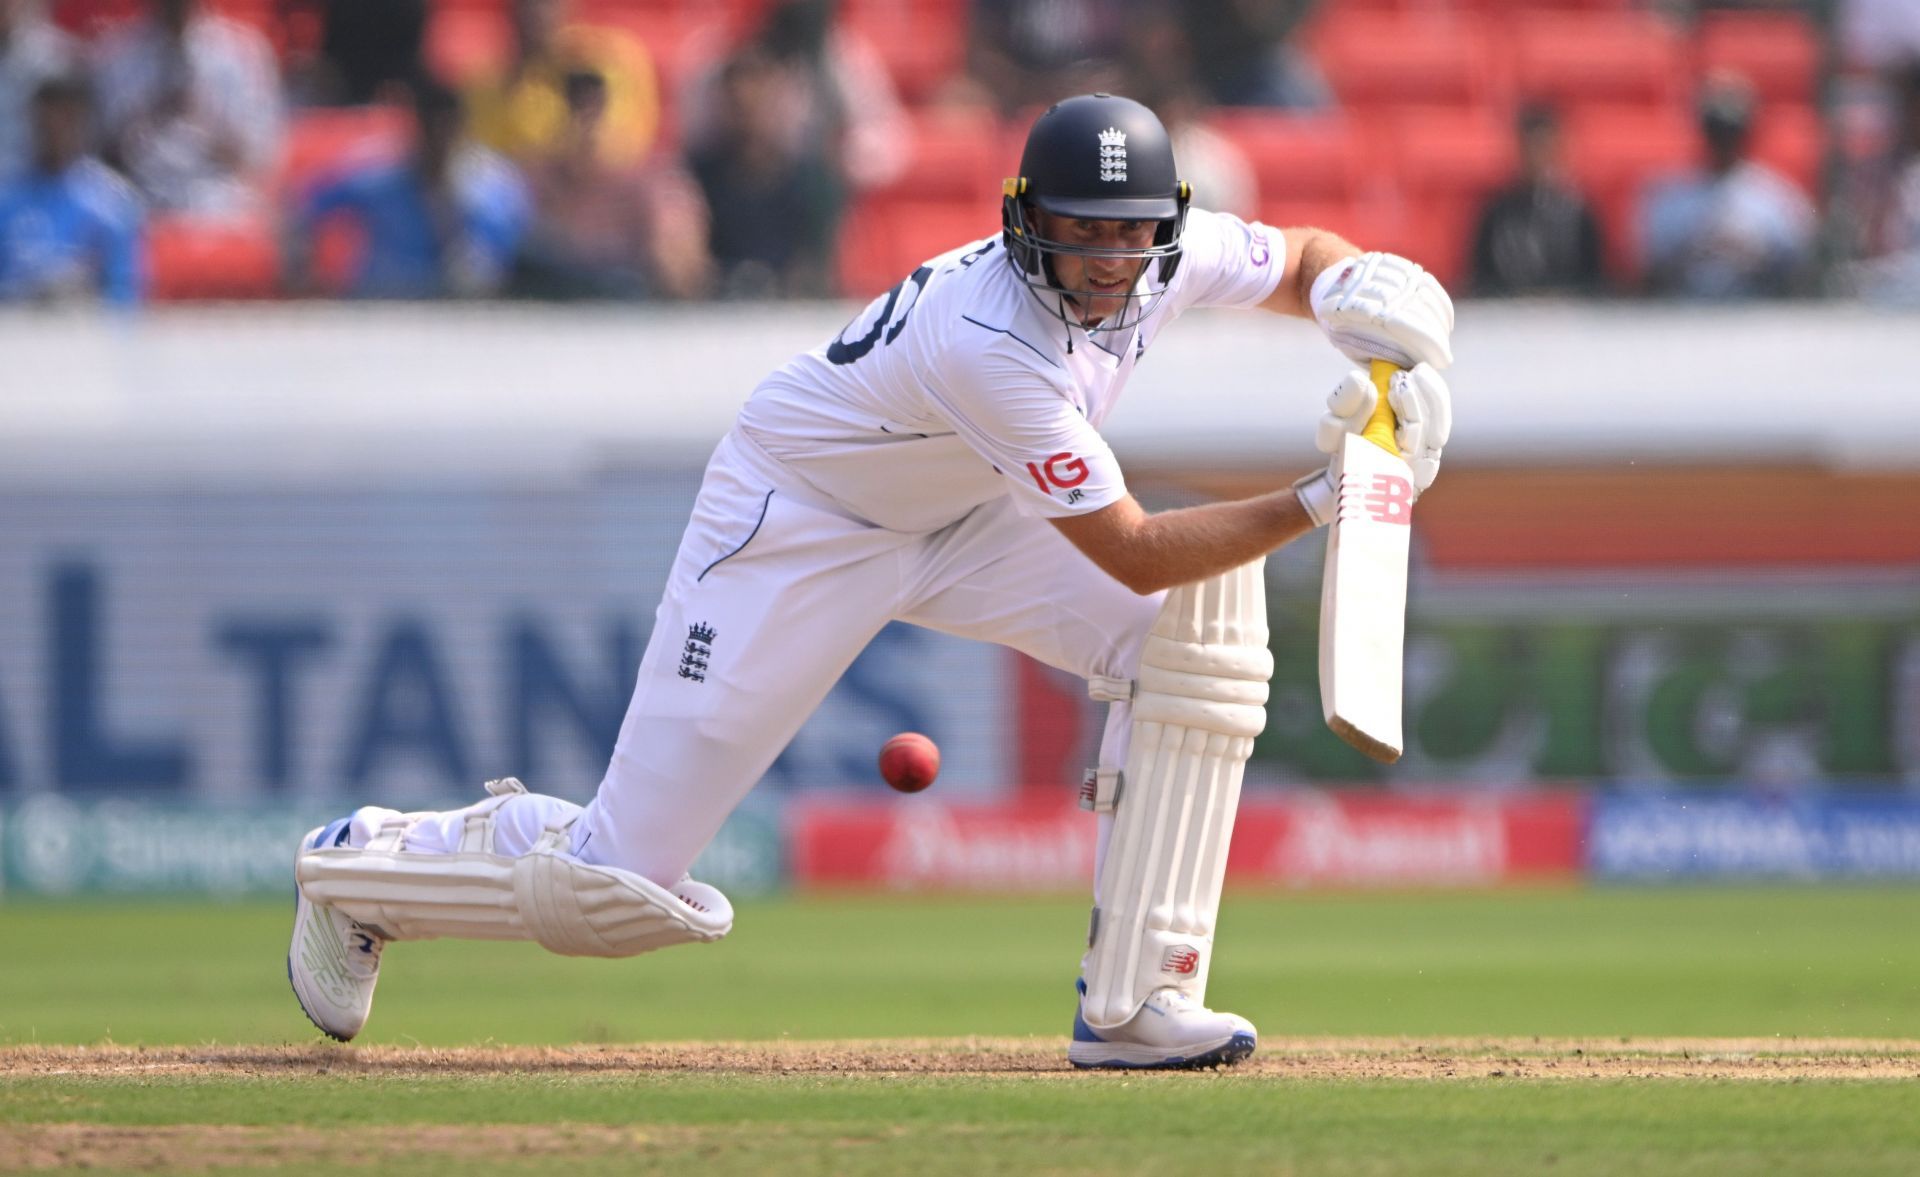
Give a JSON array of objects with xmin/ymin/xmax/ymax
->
[{"xmin": 1069, "ymin": 290, "xmax": 1127, "ymax": 328}]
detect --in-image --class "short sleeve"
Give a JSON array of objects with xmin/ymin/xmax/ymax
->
[
  {"xmin": 463, "ymin": 156, "xmax": 532, "ymax": 280},
  {"xmin": 72, "ymin": 164, "xmax": 145, "ymax": 306},
  {"xmin": 923, "ymin": 337, "xmax": 1128, "ymax": 519},
  {"xmin": 91, "ymin": 180, "xmax": 145, "ymax": 306},
  {"xmin": 301, "ymin": 170, "xmax": 363, "ymax": 226},
  {"xmin": 1162, "ymin": 207, "xmax": 1286, "ymax": 316}
]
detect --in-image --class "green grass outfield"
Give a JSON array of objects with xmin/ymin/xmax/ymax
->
[
  {"xmin": 5, "ymin": 886, "xmax": 1918, "ymax": 1043},
  {"xmin": 3, "ymin": 887, "xmax": 1919, "ymax": 1174}
]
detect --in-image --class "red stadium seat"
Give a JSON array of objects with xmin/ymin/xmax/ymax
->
[
  {"xmin": 571, "ymin": 1, "xmax": 685, "ymax": 43},
  {"xmin": 145, "ymin": 213, "xmax": 281, "ymax": 301},
  {"xmin": 575, "ymin": 0, "xmax": 681, "ymax": 21},
  {"xmin": 1564, "ymin": 104, "xmax": 1701, "ymax": 284},
  {"xmin": 1220, "ymin": 115, "xmax": 1411, "ymax": 262},
  {"xmin": 1384, "ymin": 107, "xmax": 1519, "ymax": 203},
  {"xmin": 1513, "ymin": 12, "xmax": 1689, "ymax": 107},
  {"xmin": 205, "ymin": 0, "xmax": 274, "ymax": 32},
  {"xmin": 57, "ymin": 0, "xmax": 275, "ymax": 40},
  {"xmin": 1378, "ymin": 108, "xmax": 1521, "ymax": 289},
  {"xmin": 1259, "ymin": 189, "xmax": 1407, "ymax": 255},
  {"xmin": 1564, "ymin": 103, "xmax": 1700, "ymax": 196},
  {"xmin": 49, "ymin": 0, "xmax": 140, "ymax": 38},
  {"xmin": 1751, "ymin": 103, "xmax": 1825, "ymax": 199},
  {"xmin": 1697, "ymin": 11, "xmax": 1821, "ymax": 105},
  {"xmin": 308, "ymin": 218, "xmax": 367, "ymax": 296},
  {"xmin": 1207, "ymin": 113, "xmax": 1367, "ymax": 202},
  {"xmin": 1445, "ymin": 0, "xmax": 1639, "ymax": 10},
  {"xmin": 424, "ymin": 4, "xmax": 512, "ymax": 84},
  {"xmin": 879, "ymin": 109, "xmax": 1004, "ymax": 201},
  {"xmin": 1370, "ymin": 200, "xmax": 1468, "ymax": 289},
  {"xmin": 1303, "ymin": 0, "xmax": 1401, "ymax": 11},
  {"xmin": 1308, "ymin": 13, "xmax": 1510, "ymax": 113},
  {"xmin": 278, "ymin": 106, "xmax": 410, "ymax": 200},
  {"xmin": 837, "ymin": 197, "xmax": 997, "ymax": 298},
  {"xmin": 842, "ymin": 0, "xmax": 969, "ymax": 105}
]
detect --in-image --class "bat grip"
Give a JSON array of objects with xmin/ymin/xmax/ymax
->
[{"xmin": 1363, "ymin": 359, "xmax": 1400, "ymax": 455}]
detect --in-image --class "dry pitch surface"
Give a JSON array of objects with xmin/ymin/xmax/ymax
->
[
  {"xmin": 8, "ymin": 1036, "xmax": 1920, "ymax": 1081},
  {"xmin": 9, "ymin": 1040, "xmax": 1920, "ymax": 1173}
]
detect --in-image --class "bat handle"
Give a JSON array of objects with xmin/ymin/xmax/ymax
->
[{"xmin": 1364, "ymin": 359, "xmax": 1400, "ymax": 455}]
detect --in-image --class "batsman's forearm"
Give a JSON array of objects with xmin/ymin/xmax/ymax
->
[
  {"xmin": 1298, "ymin": 231, "xmax": 1363, "ymax": 291},
  {"xmin": 1263, "ymin": 227, "xmax": 1363, "ymax": 318},
  {"xmin": 1113, "ymin": 489, "xmax": 1318, "ymax": 594}
]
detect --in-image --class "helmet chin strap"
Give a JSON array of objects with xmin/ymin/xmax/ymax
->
[
  {"xmin": 1063, "ymin": 291, "xmax": 1104, "ymax": 329},
  {"xmin": 1041, "ymin": 255, "xmax": 1097, "ymax": 345}
]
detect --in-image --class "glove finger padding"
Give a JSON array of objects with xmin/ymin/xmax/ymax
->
[
  {"xmin": 1387, "ymin": 363, "xmax": 1451, "ymax": 493},
  {"xmin": 1315, "ymin": 369, "xmax": 1378, "ymax": 454},
  {"xmin": 1310, "ymin": 252, "xmax": 1456, "ymax": 371}
]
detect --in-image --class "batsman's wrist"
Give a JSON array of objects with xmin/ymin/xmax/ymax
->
[
  {"xmin": 1306, "ymin": 257, "xmax": 1351, "ymax": 318},
  {"xmin": 1291, "ymin": 468, "xmax": 1336, "ymax": 528}
]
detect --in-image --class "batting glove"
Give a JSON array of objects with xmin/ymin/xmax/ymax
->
[
  {"xmin": 1298, "ymin": 364, "xmax": 1454, "ymax": 523},
  {"xmin": 1310, "ymin": 252, "xmax": 1455, "ymax": 371}
]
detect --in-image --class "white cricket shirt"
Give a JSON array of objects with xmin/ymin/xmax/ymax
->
[{"xmin": 737, "ymin": 208, "xmax": 1286, "ymax": 533}]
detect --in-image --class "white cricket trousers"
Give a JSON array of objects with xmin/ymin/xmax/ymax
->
[{"xmin": 395, "ymin": 429, "xmax": 1162, "ymax": 889}]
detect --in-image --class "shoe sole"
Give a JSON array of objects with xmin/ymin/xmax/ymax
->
[
  {"xmin": 1068, "ymin": 1030, "xmax": 1257, "ymax": 1071},
  {"xmin": 288, "ymin": 821, "xmax": 358, "ymax": 1043}
]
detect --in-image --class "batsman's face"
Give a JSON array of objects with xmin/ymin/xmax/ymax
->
[{"xmin": 1033, "ymin": 209, "xmax": 1156, "ymax": 326}]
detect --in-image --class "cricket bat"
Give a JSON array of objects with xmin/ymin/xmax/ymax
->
[{"xmin": 1318, "ymin": 359, "xmax": 1416, "ymax": 764}]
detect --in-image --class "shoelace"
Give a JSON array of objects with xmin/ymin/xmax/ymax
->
[{"xmin": 1152, "ymin": 989, "xmax": 1200, "ymax": 1013}]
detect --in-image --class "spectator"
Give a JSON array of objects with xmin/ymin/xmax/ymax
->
[
  {"xmin": 466, "ymin": 0, "xmax": 659, "ymax": 170},
  {"xmin": 1841, "ymin": 0, "xmax": 1920, "ymax": 75},
  {"xmin": 688, "ymin": 47, "xmax": 841, "ymax": 297},
  {"xmin": 288, "ymin": 77, "xmax": 530, "ymax": 299},
  {"xmin": 1848, "ymin": 61, "xmax": 1920, "ymax": 304},
  {"xmin": 679, "ymin": 0, "xmax": 907, "ymax": 194},
  {"xmin": 286, "ymin": 0, "xmax": 428, "ymax": 108},
  {"xmin": 0, "ymin": 74, "xmax": 143, "ymax": 305},
  {"xmin": 1122, "ymin": 12, "xmax": 1257, "ymax": 220},
  {"xmin": 944, "ymin": 0, "xmax": 1130, "ymax": 119},
  {"xmin": 1470, "ymin": 105, "xmax": 1606, "ymax": 297},
  {"xmin": 93, "ymin": 0, "xmax": 283, "ymax": 215},
  {"xmin": 513, "ymin": 67, "xmax": 712, "ymax": 300},
  {"xmin": 1641, "ymin": 74, "xmax": 1816, "ymax": 299},
  {"xmin": 1178, "ymin": 0, "xmax": 1330, "ymax": 112},
  {"xmin": 1, "ymin": 0, "xmax": 78, "ymax": 179}
]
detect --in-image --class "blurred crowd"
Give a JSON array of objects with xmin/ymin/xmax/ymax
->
[{"xmin": 0, "ymin": 0, "xmax": 1916, "ymax": 307}]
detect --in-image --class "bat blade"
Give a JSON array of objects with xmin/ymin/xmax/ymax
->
[{"xmin": 1318, "ymin": 362, "xmax": 1415, "ymax": 764}]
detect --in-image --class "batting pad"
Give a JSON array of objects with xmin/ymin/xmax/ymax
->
[
  {"xmin": 1082, "ymin": 560, "xmax": 1271, "ymax": 1029},
  {"xmin": 296, "ymin": 796, "xmax": 733, "ymax": 958}
]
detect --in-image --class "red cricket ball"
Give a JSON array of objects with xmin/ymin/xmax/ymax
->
[{"xmin": 878, "ymin": 732, "xmax": 940, "ymax": 794}]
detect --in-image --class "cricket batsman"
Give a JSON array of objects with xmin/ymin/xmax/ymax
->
[{"xmin": 289, "ymin": 93, "xmax": 1454, "ymax": 1069}]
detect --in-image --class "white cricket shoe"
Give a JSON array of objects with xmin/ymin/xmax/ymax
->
[
  {"xmin": 288, "ymin": 818, "xmax": 385, "ymax": 1042},
  {"xmin": 1069, "ymin": 980, "xmax": 1258, "ymax": 1070}
]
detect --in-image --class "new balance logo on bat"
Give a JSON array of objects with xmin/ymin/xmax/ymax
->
[
  {"xmin": 1365, "ymin": 474, "xmax": 1414, "ymax": 524},
  {"xmin": 1343, "ymin": 471, "xmax": 1414, "ymax": 525}
]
